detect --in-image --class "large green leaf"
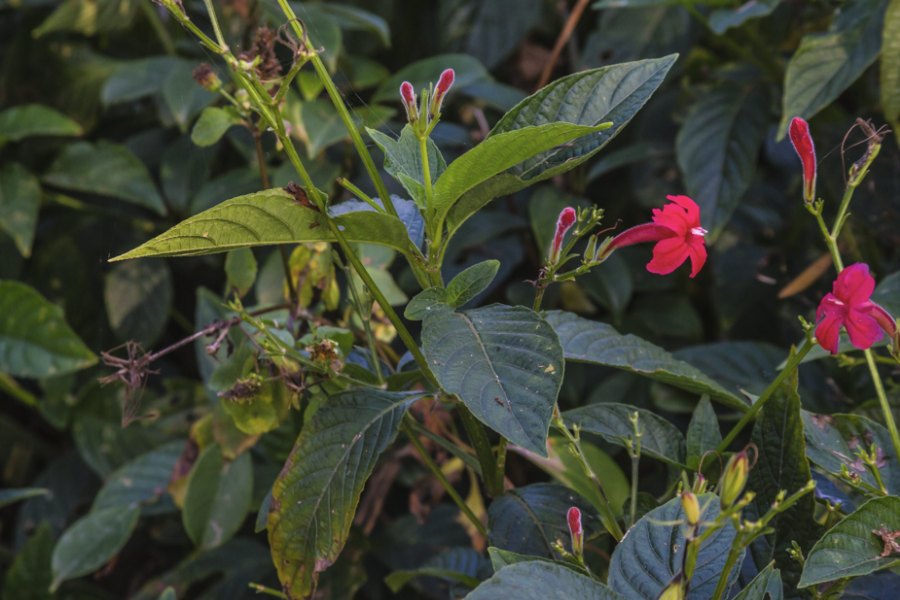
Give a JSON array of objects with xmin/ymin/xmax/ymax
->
[
  {"xmin": 367, "ymin": 124, "xmax": 446, "ymax": 208},
  {"xmin": 464, "ymin": 561, "xmax": 628, "ymax": 600},
  {"xmin": 314, "ymin": 3, "xmax": 390, "ymax": 46},
  {"xmin": 733, "ymin": 563, "xmax": 783, "ymax": 600},
  {"xmin": 709, "ymin": 0, "xmax": 779, "ymax": 34},
  {"xmin": 777, "ymin": 0, "xmax": 887, "ymax": 139},
  {"xmin": 562, "ymin": 403, "xmax": 687, "ymax": 469},
  {"xmin": 267, "ymin": 390, "xmax": 419, "ymax": 599},
  {"xmin": 182, "ymin": 443, "xmax": 253, "ymax": 550},
  {"xmin": 372, "ymin": 54, "xmax": 491, "ymax": 102},
  {"xmin": 104, "ymin": 259, "xmax": 173, "ymax": 348},
  {"xmin": 92, "ymin": 441, "xmax": 183, "ymax": 515},
  {"xmin": 42, "ymin": 141, "xmax": 166, "ymax": 214},
  {"xmin": 384, "ymin": 547, "xmax": 486, "ymax": 593},
  {"xmin": 161, "ymin": 60, "xmax": 217, "ymax": 131},
  {"xmin": 50, "ymin": 504, "xmax": 141, "ymax": 590},
  {"xmin": 608, "ymin": 494, "xmax": 742, "ymax": 600},
  {"xmin": 883, "ymin": 0, "xmax": 900, "ymax": 121},
  {"xmin": 487, "ymin": 483, "xmax": 603, "ymax": 558},
  {"xmin": 0, "ymin": 162, "xmax": 41, "ymax": 257},
  {"xmin": 545, "ymin": 311, "xmax": 747, "ymax": 411},
  {"xmin": 676, "ymin": 82, "xmax": 769, "ymax": 233},
  {"xmin": 101, "ymin": 57, "xmax": 179, "ymax": 105},
  {"xmin": 3, "ymin": 522, "xmax": 54, "ymax": 600},
  {"xmin": 111, "ymin": 189, "xmax": 413, "ymax": 260},
  {"xmin": 744, "ymin": 366, "xmax": 818, "ymax": 599},
  {"xmin": 0, "ymin": 104, "xmax": 82, "ymax": 146},
  {"xmin": 0, "ymin": 488, "xmax": 50, "ymax": 509},
  {"xmin": 0, "ymin": 281, "xmax": 97, "ymax": 378},
  {"xmin": 442, "ymin": 0, "xmax": 541, "ymax": 69},
  {"xmin": 799, "ymin": 496, "xmax": 900, "ymax": 587},
  {"xmin": 686, "ymin": 396, "xmax": 722, "ymax": 469},
  {"xmin": 422, "ymin": 304, "xmax": 564, "ymax": 456},
  {"xmin": 802, "ymin": 411, "xmax": 900, "ymax": 496}
]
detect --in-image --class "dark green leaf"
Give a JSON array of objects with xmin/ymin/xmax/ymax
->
[
  {"xmin": 50, "ymin": 504, "xmax": 141, "ymax": 590},
  {"xmin": 290, "ymin": 97, "xmax": 393, "ymax": 158},
  {"xmin": 676, "ymin": 83, "xmax": 770, "ymax": 233},
  {"xmin": 314, "ymin": 2, "xmax": 390, "ymax": 46},
  {"xmin": 101, "ymin": 57, "xmax": 179, "ymax": 105},
  {"xmin": 745, "ymin": 366, "xmax": 818, "ymax": 598},
  {"xmin": 405, "ymin": 288, "xmax": 450, "ymax": 320},
  {"xmin": 161, "ymin": 61, "xmax": 217, "ymax": 131},
  {"xmin": 0, "ymin": 281, "xmax": 97, "ymax": 378},
  {"xmin": 158, "ymin": 588, "xmax": 176, "ymax": 600},
  {"xmin": 225, "ymin": 248, "xmax": 258, "ymax": 298},
  {"xmin": 467, "ymin": 561, "xmax": 627, "ymax": 600},
  {"xmin": 372, "ymin": 54, "xmax": 491, "ymax": 103},
  {"xmin": 110, "ymin": 189, "xmax": 413, "ymax": 260},
  {"xmin": 267, "ymin": 390, "xmax": 419, "ymax": 599},
  {"xmin": 686, "ymin": 396, "xmax": 722, "ymax": 468},
  {"xmin": 709, "ymin": 0, "xmax": 779, "ymax": 34},
  {"xmin": 777, "ymin": 0, "xmax": 887, "ymax": 139},
  {"xmin": 422, "ymin": 304, "xmax": 564, "ymax": 455},
  {"xmin": 487, "ymin": 483, "xmax": 602, "ymax": 558},
  {"xmin": 104, "ymin": 259, "xmax": 173, "ymax": 347},
  {"xmin": 562, "ymin": 403, "xmax": 687, "ymax": 468},
  {"xmin": 0, "ymin": 104, "xmax": 81, "ymax": 146},
  {"xmin": 287, "ymin": 4, "xmax": 342, "ymax": 70},
  {"xmin": 733, "ymin": 562, "xmax": 783, "ymax": 600},
  {"xmin": 870, "ymin": 269, "xmax": 900, "ymax": 317},
  {"xmin": 42, "ymin": 141, "xmax": 166, "ymax": 214},
  {"xmin": 445, "ymin": 260, "xmax": 500, "ymax": 307},
  {"xmin": 545, "ymin": 311, "xmax": 748, "ymax": 410},
  {"xmin": 674, "ymin": 341, "xmax": 784, "ymax": 397},
  {"xmin": 384, "ymin": 548, "xmax": 486, "ymax": 592},
  {"xmin": 461, "ymin": 82, "xmax": 528, "ymax": 112},
  {"xmin": 367, "ymin": 125, "xmax": 446, "ymax": 208},
  {"xmin": 0, "ymin": 488, "xmax": 50, "ymax": 509},
  {"xmin": 585, "ymin": 141, "xmax": 672, "ymax": 183},
  {"xmin": 92, "ymin": 441, "xmax": 183, "ymax": 515},
  {"xmin": 882, "ymin": 1, "xmax": 900, "ymax": 121},
  {"xmin": 161, "ymin": 135, "xmax": 217, "ymax": 211},
  {"xmin": 843, "ymin": 571, "xmax": 900, "ymax": 600},
  {"xmin": 182, "ymin": 443, "xmax": 253, "ymax": 549},
  {"xmin": 3, "ymin": 522, "xmax": 54, "ymax": 600},
  {"xmin": 0, "ymin": 162, "xmax": 41, "ymax": 257},
  {"xmin": 192, "ymin": 168, "xmax": 262, "ymax": 214},
  {"xmin": 33, "ymin": 0, "xmax": 136, "ymax": 37},
  {"xmin": 799, "ymin": 496, "xmax": 900, "ymax": 587},
  {"xmin": 487, "ymin": 548, "xmax": 591, "ymax": 577},
  {"xmin": 608, "ymin": 493, "xmax": 741, "ymax": 600},
  {"xmin": 582, "ymin": 253, "xmax": 634, "ymax": 319},
  {"xmin": 442, "ymin": 0, "xmax": 541, "ymax": 69}
]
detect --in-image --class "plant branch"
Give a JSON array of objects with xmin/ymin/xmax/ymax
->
[
  {"xmin": 458, "ymin": 404, "xmax": 506, "ymax": 497},
  {"xmin": 536, "ymin": 0, "xmax": 590, "ymax": 90}
]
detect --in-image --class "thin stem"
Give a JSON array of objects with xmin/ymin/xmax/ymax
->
[
  {"xmin": 711, "ymin": 543, "xmax": 743, "ymax": 600},
  {"xmin": 419, "ymin": 135, "xmax": 435, "ymax": 218},
  {"xmin": 249, "ymin": 583, "xmax": 288, "ymax": 599},
  {"xmin": 717, "ymin": 338, "xmax": 815, "ymax": 452},
  {"xmin": 865, "ymin": 350, "xmax": 900, "ymax": 471},
  {"xmin": 0, "ymin": 373, "xmax": 37, "ymax": 406},
  {"xmin": 273, "ymin": 58, "xmax": 307, "ymax": 105},
  {"xmin": 336, "ymin": 177, "xmax": 386, "ymax": 214},
  {"xmin": 201, "ymin": 0, "xmax": 227, "ymax": 49},
  {"xmin": 141, "ymin": 1, "xmax": 176, "ymax": 55},
  {"xmin": 344, "ymin": 263, "xmax": 384, "ymax": 383},
  {"xmin": 402, "ymin": 417, "xmax": 487, "ymax": 536},
  {"xmin": 536, "ymin": 0, "xmax": 590, "ymax": 89},
  {"xmin": 458, "ymin": 405, "xmax": 506, "ymax": 497},
  {"xmin": 807, "ymin": 204, "xmax": 842, "ymax": 269},
  {"xmin": 630, "ymin": 453, "xmax": 639, "ymax": 527}
]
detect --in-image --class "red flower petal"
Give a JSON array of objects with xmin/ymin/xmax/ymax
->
[
  {"xmin": 816, "ymin": 293, "xmax": 845, "ymax": 322},
  {"xmin": 789, "ymin": 117, "xmax": 816, "ymax": 202},
  {"xmin": 665, "ymin": 195, "xmax": 701, "ymax": 228},
  {"xmin": 815, "ymin": 313, "xmax": 843, "ymax": 355},
  {"xmin": 845, "ymin": 308, "xmax": 884, "ymax": 350},
  {"xmin": 651, "ymin": 203, "xmax": 689, "ymax": 236},
  {"xmin": 685, "ymin": 238, "xmax": 707, "ymax": 278},
  {"xmin": 647, "ymin": 237, "xmax": 691, "ymax": 275},
  {"xmin": 608, "ymin": 223, "xmax": 677, "ymax": 250}
]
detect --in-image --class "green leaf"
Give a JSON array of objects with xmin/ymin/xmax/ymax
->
[
  {"xmin": 562, "ymin": 403, "xmax": 687, "ymax": 469},
  {"xmin": 676, "ymin": 82, "xmax": 770, "ymax": 233},
  {"xmin": 871, "ymin": 269, "xmax": 900, "ymax": 317},
  {"xmin": 289, "ymin": 97, "xmax": 394, "ymax": 158},
  {"xmin": 843, "ymin": 571, "xmax": 900, "ymax": 599},
  {"xmin": 582, "ymin": 253, "xmax": 633, "ymax": 319},
  {"xmin": 158, "ymin": 588, "xmax": 176, "ymax": 600},
  {"xmin": 42, "ymin": 141, "xmax": 166, "ymax": 214},
  {"xmin": 0, "ymin": 162, "xmax": 41, "ymax": 257},
  {"xmin": 442, "ymin": 0, "xmax": 541, "ymax": 69},
  {"xmin": 104, "ymin": 258, "xmax": 173, "ymax": 348},
  {"xmin": 585, "ymin": 141, "xmax": 671, "ymax": 183},
  {"xmin": 110, "ymin": 189, "xmax": 413, "ymax": 260},
  {"xmin": 545, "ymin": 311, "xmax": 748, "ymax": 411},
  {"xmin": 161, "ymin": 61, "xmax": 217, "ymax": 131},
  {"xmin": 608, "ymin": 494, "xmax": 742, "ymax": 600},
  {"xmin": 314, "ymin": 2, "xmax": 390, "ymax": 46},
  {"xmin": 367, "ymin": 125, "xmax": 446, "ymax": 208},
  {"xmin": 487, "ymin": 548, "xmax": 591, "ymax": 577},
  {"xmin": 405, "ymin": 288, "xmax": 450, "ymax": 320},
  {"xmin": 372, "ymin": 54, "xmax": 491, "ymax": 103},
  {"xmin": 802, "ymin": 411, "xmax": 900, "ymax": 496},
  {"xmin": 267, "ymin": 390, "xmax": 420, "ymax": 599},
  {"xmin": 883, "ymin": 0, "xmax": 900, "ymax": 121},
  {"xmin": 3, "ymin": 522, "xmax": 54, "ymax": 600},
  {"xmin": 161, "ymin": 135, "xmax": 216, "ymax": 212},
  {"xmin": 422, "ymin": 304, "xmax": 564, "ymax": 456},
  {"xmin": 0, "ymin": 281, "xmax": 97, "ymax": 378},
  {"xmin": 733, "ymin": 562, "xmax": 783, "ymax": 600},
  {"xmin": 92, "ymin": 441, "xmax": 183, "ymax": 515},
  {"xmin": 0, "ymin": 488, "xmax": 50, "ymax": 509},
  {"xmin": 686, "ymin": 396, "xmax": 722, "ymax": 469},
  {"xmin": 33, "ymin": 0, "xmax": 136, "ymax": 37},
  {"xmin": 799, "ymin": 496, "xmax": 900, "ymax": 587},
  {"xmin": 225, "ymin": 248, "xmax": 258, "ymax": 298},
  {"xmin": 0, "ymin": 104, "xmax": 81, "ymax": 146},
  {"xmin": 777, "ymin": 0, "xmax": 887, "ymax": 139},
  {"xmin": 445, "ymin": 260, "xmax": 500, "ymax": 307},
  {"xmin": 50, "ymin": 504, "xmax": 141, "ymax": 591},
  {"xmin": 469, "ymin": 561, "xmax": 628, "ymax": 600},
  {"xmin": 487, "ymin": 483, "xmax": 602, "ymax": 558},
  {"xmin": 182, "ymin": 443, "xmax": 253, "ymax": 550},
  {"xmin": 744, "ymin": 366, "xmax": 818, "ymax": 598},
  {"xmin": 192, "ymin": 107, "xmax": 242, "ymax": 147},
  {"xmin": 385, "ymin": 548, "xmax": 485, "ymax": 592},
  {"xmin": 709, "ymin": 0, "xmax": 779, "ymax": 34},
  {"xmin": 101, "ymin": 57, "xmax": 179, "ymax": 105}
]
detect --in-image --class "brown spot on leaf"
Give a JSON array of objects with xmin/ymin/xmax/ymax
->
[
  {"xmin": 284, "ymin": 182, "xmax": 319, "ymax": 212},
  {"xmin": 811, "ymin": 414, "xmax": 834, "ymax": 430},
  {"xmin": 874, "ymin": 527, "xmax": 900, "ymax": 557}
]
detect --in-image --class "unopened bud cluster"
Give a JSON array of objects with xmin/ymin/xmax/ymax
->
[{"xmin": 399, "ymin": 69, "xmax": 455, "ymax": 139}]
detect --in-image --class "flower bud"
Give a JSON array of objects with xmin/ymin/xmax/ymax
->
[
  {"xmin": 430, "ymin": 68, "xmax": 455, "ymax": 117},
  {"xmin": 400, "ymin": 81, "xmax": 418, "ymax": 123},
  {"xmin": 681, "ymin": 491, "xmax": 700, "ymax": 526},
  {"xmin": 789, "ymin": 117, "xmax": 816, "ymax": 204},
  {"xmin": 192, "ymin": 64, "xmax": 221, "ymax": 93},
  {"xmin": 721, "ymin": 450, "xmax": 749, "ymax": 509},
  {"xmin": 549, "ymin": 207, "xmax": 577, "ymax": 265},
  {"xmin": 567, "ymin": 506, "xmax": 583, "ymax": 556}
]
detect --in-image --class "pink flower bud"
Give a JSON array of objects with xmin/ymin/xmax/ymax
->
[
  {"xmin": 549, "ymin": 207, "xmax": 577, "ymax": 264},
  {"xmin": 430, "ymin": 68, "xmax": 456, "ymax": 117},
  {"xmin": 567, "ymin": 506, "xmax": 583, "ymax": 555},
  {"xmin": 789, "ymin": 117, "xmax": 816, "ymax": 203},
  {"xmin": 400, "ymin": 81, "xmax": 417, "ymax": 123}
]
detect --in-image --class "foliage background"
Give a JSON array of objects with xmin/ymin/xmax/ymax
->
[{"xmin": 2, "ymin": 0, "xmax": 900, "ymax": 599}]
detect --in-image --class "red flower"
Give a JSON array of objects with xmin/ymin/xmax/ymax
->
[
  {"xmin": 789, "ymin": 117, "xmax": 816, "ymax": 203},
  {"xmin": 816, "ymin": 263, "xmax": 898, "ymax": 355},
  {"xmin": 607, "ymin": 195, "xmax": 707, "ymax": 278},
  {"xmin": 549, "ymin": 207, "xmax": 577, "ymax": 264},
  {"xmin": 567, "ymin": 506, "xmax": 583, "ymax": 555},
  {"xmin": 400, "ymin": 81, "xmax": 417, "ymax": 123},
  {"xmin": 431, "ymin": 68, "xmax": 455, "ymax": 117}
]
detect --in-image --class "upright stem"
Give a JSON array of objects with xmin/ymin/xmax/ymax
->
[
  {"xmin": 458, "ymin": 405, "xmax": 506, "ymax": 497},
  {"xmin": 201, "ymin": 0, "xmax": 227, "ymax": 48},
  {"xmin": 711, "ymin": 543, "xmax": 743, "ymax": 600},
  {"xmin": 141, "ymin": 1, "xmax": 176, "ymax": 55},
  {"xmin": 345, "ymin": 264, "xmax": 384, "ymax": 383},
  {"xmin": 629, "ymin": 453, "xmax": 639, "ymax": 526},
  {"xmin": 865, "ymin": 350, "xmax": 900, "ymax": 470}
]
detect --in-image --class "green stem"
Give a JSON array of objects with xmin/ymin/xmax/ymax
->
[
  {"xmin": 201, "ymin": 0, "xmax": 227, "ymax": 48},
  {"xmin": 141, "ymin": 1, "xmax": 176, "ymax": 55},
  {"xmin": 336, "ymin": 178, "xmax": 386, "ymax": 214},
  {"xmin": 629, "ymin": 452, "xmax": 639, "ymax": 527},
  {"xmin": 711, "ymin": 543, "xmax": 743, "ymax": 600},
  {"xmin": 458, "ymin": 405, "xmax": 505, "ymax": 497},
  {"xmin": 402, "ymin": 417, "xmax": 487, "ymax": 536},
  {"xmin": 865, "ymin": 349, "xmax": 900, "ymax": 471},
  {"xmin": 345, "ymin": 263, "xmax": 384, "ymax": 383},
  {"xmin": 717, "ymin": 338, "xmax": 815, "ymax": 453},
  {"xmin": 0, "ymin": 373, "xmax": 37, "ymax": 406},
  {"xmin": 248, "ymin": 583, "xmax": 288, "ymax": 599},
  {"xmin": 273, "ymin": 57, "xmax": 307, "ymax": 105}
]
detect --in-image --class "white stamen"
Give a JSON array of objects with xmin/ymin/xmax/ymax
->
[{"xmin": 691, "ymin": 227, "xmax": 707, "ymax": 237}]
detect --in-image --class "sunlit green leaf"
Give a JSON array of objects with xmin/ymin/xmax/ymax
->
[
  {"xmin": 0, "ymin": 163, "xmax": 41, "ymax": 258},
  {"xmin": 192, "ymin": 107, "xmax": 243, "ymax": 147},
  {"xmin": 367, "ymin": 124, "xmax": 446, "ymax": 208},
  {"xmin": 0, "ymin": 104, "xmax": 81, "ymax": 146}
]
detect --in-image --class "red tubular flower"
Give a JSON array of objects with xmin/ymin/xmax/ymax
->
[
  {"xmin": 567, "ymin": 507, "xmax": 583, "ymax": 556},
  {"xmin": 789, "ymin": 117, "xmax": 816, "ymax": 203},
  {"xmin": 606, "ymin": 195, "xmax": 707, "ymax": 278},
  {"xmin": 549, "ymin": 207, "xmax": 577, "ymax": 264},
  {"xmin": 816, "ymin": 263, "xmax": 899, "ymax": 355},
  {"xmin": 430, "ymin": 68, "xmax": 455, "ymax": 117},
  {"xmin": 400, "ymin": 81, "xmax": 417, "ymax": 123}
]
